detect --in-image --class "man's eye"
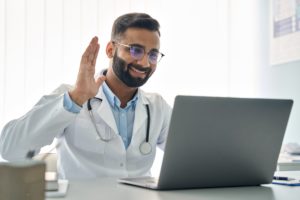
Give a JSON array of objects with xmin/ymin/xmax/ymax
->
[
  {"xmin": 132, "ymin": 46, "xmax": 143, "ymax": 54},
  {"xmin": 149, "ymin": 51, "xmax": 158, "ymax": 59}
]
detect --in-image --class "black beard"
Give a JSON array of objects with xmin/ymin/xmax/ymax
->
[{"xmin": 112, "ymin": 52, "xmax": 152, "ymax": 87}]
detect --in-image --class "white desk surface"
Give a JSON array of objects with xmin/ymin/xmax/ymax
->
[{"xmin": 47, "ymin": 171, "xmax": 300, "ymax": 200}]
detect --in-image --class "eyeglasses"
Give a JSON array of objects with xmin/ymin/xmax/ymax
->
[{"xmin": 113, "ymin": 41, "xmax": 165, "ymax": 65}]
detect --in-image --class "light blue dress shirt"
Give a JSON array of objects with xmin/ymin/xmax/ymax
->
[
  {"xmin": 63, "ymin": 83, "xmax": 138, "ymax": 149},
  {"xmin": 102, "ymin": 82, "xmax": 138, "ymax": 149}
]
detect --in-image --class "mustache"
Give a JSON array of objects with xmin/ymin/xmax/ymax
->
[{"xmin": 128, "ymin": 63, "xmax": 151, "ymax": 73}]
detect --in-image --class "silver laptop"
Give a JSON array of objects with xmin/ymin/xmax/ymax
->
[{"xmin": 118, "ymin": 95, "xmax": 293, "ymax": 190}]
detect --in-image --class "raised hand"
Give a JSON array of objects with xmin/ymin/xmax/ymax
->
[{"xmin": 69, "ymin": 36, "xmax": 106, "ymax": 106}]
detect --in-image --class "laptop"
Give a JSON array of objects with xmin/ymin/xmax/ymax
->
[{"xmin": 118, "ymin": 95, "xmax": 293, "ymax": 190}]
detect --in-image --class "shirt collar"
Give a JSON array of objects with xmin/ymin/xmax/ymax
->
[{"xmin": 102, "ymin": 81, "xmax": 138, "ymax": 110}]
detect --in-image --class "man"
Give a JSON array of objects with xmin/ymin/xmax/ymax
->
[{"xmin": 0, "ymin": 13, "xmax": 172, "ymax": 179}]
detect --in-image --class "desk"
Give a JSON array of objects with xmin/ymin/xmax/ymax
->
[{"xmin": 47, "ymin": 171, "xmax": 300, "ymax": 200}]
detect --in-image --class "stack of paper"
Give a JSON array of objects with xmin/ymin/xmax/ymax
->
[
  {"xmin": 45, "ymin": 180, "xmax": 69, "ymax": 198},
  {"xmin": 272, "ymin": 179, "xmax": 300, "ymax": 186},
  {"xmin": 45, "ymin": 171, "xmax": 69, "ymax": 197},
  {"xmin": 45, "ymin": 171, "xmax": 59, "ymax": 191}
]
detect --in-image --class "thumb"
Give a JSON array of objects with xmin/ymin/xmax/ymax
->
[{"xmin": 95, "ymin": 75, "xmax": 106, "ymax": 89}]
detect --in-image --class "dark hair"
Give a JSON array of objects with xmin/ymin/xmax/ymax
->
[{"xmin": 111, "ymin": 13, "xmax": 160, "ymax": 40}]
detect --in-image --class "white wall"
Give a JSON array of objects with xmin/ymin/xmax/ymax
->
[
  {"xmin": 260, "ymin": 0, "xmax": 300, "ymax": 144},
  {"xmin": 229, "ymin": 0, "xmax": 300, "ymax": 144}
]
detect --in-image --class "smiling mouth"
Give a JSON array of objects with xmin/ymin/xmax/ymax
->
[
  {"xmin": 130, "ymin": 66, "xmax": 146, "ymax": 74},
  {"xmin": 127, "ymin": 64, "xmax": 151, "ymax": 79}
]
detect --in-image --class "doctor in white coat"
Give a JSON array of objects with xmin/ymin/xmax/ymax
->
[{"xmin": 0, "ymin": 13, "xmax": 172, "ymax": 179}]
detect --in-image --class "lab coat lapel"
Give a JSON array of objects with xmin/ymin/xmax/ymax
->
[
  {"xmin": 95, "ymin": 88, "xmax": 118, "ymax": 135},
  {"xmin": 132, "ymin": 91, "xmax": 149, "ymax": 139}
]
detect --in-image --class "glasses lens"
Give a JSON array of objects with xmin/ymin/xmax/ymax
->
[
  {"xmin": 130, "ymin": 46, "xmax": 144, "ymax": 60},
  {"xmin": 148, "ymin": 51, "xmax": 160, "ymax": 64}
]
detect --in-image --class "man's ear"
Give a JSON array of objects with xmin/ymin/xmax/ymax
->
[{"xmin": 106, "ymin": 41, "xmax": 114, "ymax": 58}]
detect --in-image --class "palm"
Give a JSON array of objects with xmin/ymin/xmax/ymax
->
[{"xmin": 70, "ymin": 37, "xmax": 106, "ymax": 105}]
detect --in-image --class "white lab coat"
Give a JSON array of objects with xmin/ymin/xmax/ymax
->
[{"xmin": 0, "ymin": 84, "xmax": 172, "ymax": 180}]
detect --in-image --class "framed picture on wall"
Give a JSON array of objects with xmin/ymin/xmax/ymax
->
[{"xmin": 270, "ymin": 0, "xmax": 300, "ymax": 65}]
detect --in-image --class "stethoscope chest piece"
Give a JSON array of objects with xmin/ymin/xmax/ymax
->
[{"xmin": 139, "ymin": 142, "xmax": 152, "ymax": 155}]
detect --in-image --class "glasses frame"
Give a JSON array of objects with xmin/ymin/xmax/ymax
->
[{"xmin": 113, "ymin": 41, "xmax": 165, "ymax": 64}]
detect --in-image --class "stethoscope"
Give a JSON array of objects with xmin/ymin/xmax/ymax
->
[{"xmin": 87, "ymin": 98, "xmax": 152, "ymax": 155}]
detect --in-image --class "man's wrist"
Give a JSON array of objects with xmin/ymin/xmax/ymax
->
[
  {"xmin": 63, "ymin": 92, "xmax": 82, "ymax": 113},
  {"xmin": 68, "ymin": 90, "xmax": 87, "ymax": 106}
]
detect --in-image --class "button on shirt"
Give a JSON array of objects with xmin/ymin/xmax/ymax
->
[{"xmin": 102, "ymin": 82, "xmax": 138, "ymax": 149}]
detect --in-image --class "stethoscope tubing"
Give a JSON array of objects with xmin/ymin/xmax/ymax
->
[
  {"xmin": 145, "ymin": 103, "xmax": 150, "ymax": 143},
  {"xmin": 87, "ymin": 98, "xmax": 152, "ymax": 155}
]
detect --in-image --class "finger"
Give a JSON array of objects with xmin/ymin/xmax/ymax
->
[
  {"xmin": 92, "ymin": 43, "xmax": 100, "ymax": 66},
  {"xmin": 88, "ymin": 37, "xmax": 100, "ymax": 64},
  {"xmin": 82, "ymin": 37, "xmax": 98, "ymax": 64},
  {"xmin": 87, "ymin": 44, "xmax": 97, "ymax": 62},
  {"xmin": 95, "ymin": 75, "xmax": 106, "ymax": 89},
  {"xmin": 88, "ymin": 36, "xmax": 98, "ymax": 54},
  {"xmin": 90, "ymin": 36, "xmax": 98, "ymax": 45},
  {"xmin": 83, "ymin": 37, "xmax": 97, "ymax": 57}
]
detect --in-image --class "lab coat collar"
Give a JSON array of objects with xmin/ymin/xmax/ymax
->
[
  {"xmin": 94, "ymin": 88, "xmax": 119, "ymax": 135},
  {"xmin": 131, "ymin": 89, "xmax": 150, "ymax": 143},
  {"xmin": 94, "ymin": 84, "xmax": 150, "ymax": 143}
]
